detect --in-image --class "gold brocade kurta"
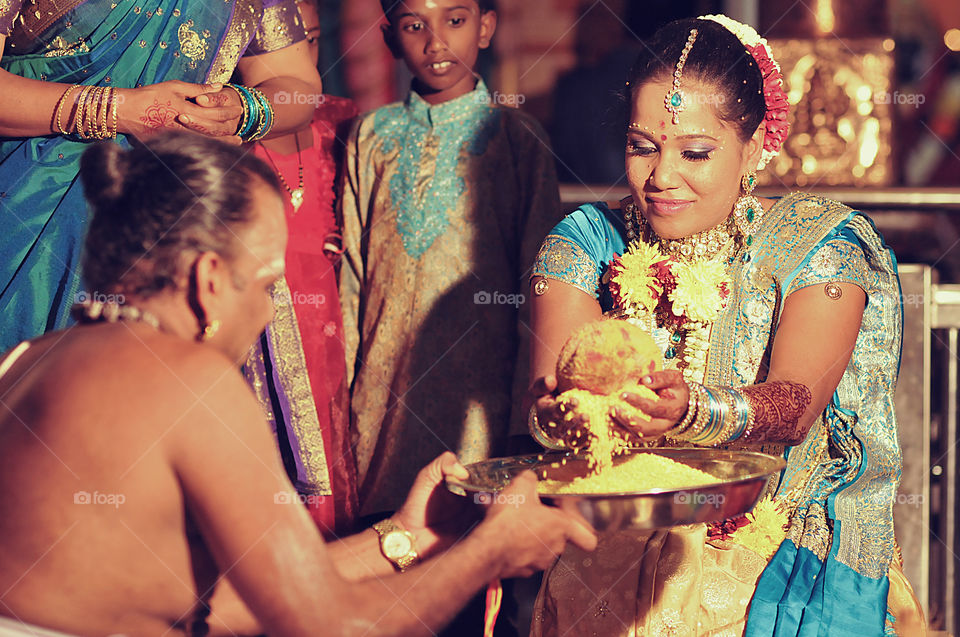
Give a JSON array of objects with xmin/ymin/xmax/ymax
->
[{"xmin": 339, "ymin": 81, "xmax": 561, "ymax": 515}]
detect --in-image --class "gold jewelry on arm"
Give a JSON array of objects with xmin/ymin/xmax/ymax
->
[
  {"xmin": 225, "ymin": 83, "xmax": 249, "ymax": 137},
  {"xmin": 90, "ymin": 86, "xmax": 104, "ymax": 138},
  {"xmin": 74, "ymin": 85, "xmax": 94, "ymax": 138},
  {"xmin": 83, "ymin": 86, "xmax": 100, "ymax": 138},
  {"xmin": 98, "ymin": 87, "xmax": 112, "ymax": 139},
  {"xmin": 669, "ymin": 383, "xmax": 700, "ymax": 438},
  {"xmin": 667, "ymin": 383, "xmax": 709, "ymax": 442},
  {"xmin": 54, "ymin": 84, "xmax": 81, "ymax": 135},
  {"xmin": 824, "ymin": 283, "xmax": 843, "ymax": 300},
  {"xmin": 109, "ymin": 87, "xmax": 119, "ymax": 138},
  {"xmin": 667, "ymin": 383, "xmax": 762, "ymax": 446}
]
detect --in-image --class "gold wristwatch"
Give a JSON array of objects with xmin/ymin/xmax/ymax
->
[{"xmin": 372, "ymin": 519, "xmax": 420, "ymax": 572}]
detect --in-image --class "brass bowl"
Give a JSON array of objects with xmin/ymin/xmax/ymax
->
[{"xmin": 445, "ymin": 448, "xmax": 785, "ymax": 533}]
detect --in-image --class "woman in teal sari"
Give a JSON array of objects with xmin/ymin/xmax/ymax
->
[
  {"xmin": 0, "ymin": 0, "xmax": 322, "ymax": 351},
  {"xmin": 527, "ymin": 16, "xmax": 925, "ymax": 636}
]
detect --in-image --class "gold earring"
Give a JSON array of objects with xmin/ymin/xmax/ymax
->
[
  {"xmin": 199, "ymin": 319, "xmax": 221, "ymax": 342},
  {"xmin": 733, "ymin": 172, "xmax": 761, "ymax": 245}
]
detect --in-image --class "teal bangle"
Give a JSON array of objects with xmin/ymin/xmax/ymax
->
[
  {"xmin": 688, "ymin": 386, "xmax": 727, "ymax": 445},
  {"xmin": 676, "ymin": 386, "xmax": 751, "ymax": 446},
  {"xmin": 724, "ymin": 388, "xmax": 751, "ymax": 443},
  {"xmin": 247, "ymin": 87, "xmax": 274, "ymax": 142},
  {"xmin": 225, "ymin": 83, "xmax": 249, "ymax": 137},
  {"xmin": 233, "ymin": 84, "xmax": 261, "ymax": 140}
]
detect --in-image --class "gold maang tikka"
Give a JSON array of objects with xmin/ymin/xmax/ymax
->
[{"xmin": 664, "ymin": 28, "xmax": 699, "ymax": 125}]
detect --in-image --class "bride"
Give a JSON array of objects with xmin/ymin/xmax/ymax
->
[{"xmin": 527, "ymin": 15, "xmax": 924, "ymax": 636}]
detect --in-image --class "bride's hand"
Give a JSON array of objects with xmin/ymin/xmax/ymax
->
[
  {"xmin": 529, "ymin": 375, "xmax": 589, "ymax": 449},
  {"xmin": 611, "ymin": 370, "xmax": 689, "ymax": 438}
]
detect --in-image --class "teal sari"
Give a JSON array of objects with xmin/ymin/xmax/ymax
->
[
  {"xmin": 0, "ymin": 0, "xmax": 302, "ymax": 351},
  {"xmin": 531, "ymin": 193, "xmax": 908, "ymax": 636}
]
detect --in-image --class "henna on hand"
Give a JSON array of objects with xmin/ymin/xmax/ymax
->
[
  {"xmin": 199, "ymin": 91, "xmax": 230, "ymax": 107},
  {"xmin": 139, "ymin": 99, "xmax": 179, "ymax": 130},
  {"xmin": 741, "ymin": 381, "xmax": 813, "ymax": 445}
]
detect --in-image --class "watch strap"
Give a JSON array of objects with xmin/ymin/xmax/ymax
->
[{"xmin": 372, "ymin": 518, "xmax": 420, "ymax": 572}]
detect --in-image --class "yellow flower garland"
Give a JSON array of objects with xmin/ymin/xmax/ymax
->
[{"xmin": 608, "ymin": 239, "xmax": 731, "ymax": 382}]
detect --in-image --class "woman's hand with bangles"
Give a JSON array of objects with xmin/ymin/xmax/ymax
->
[
  {"xmin": 611, "ymin": 370, "xmax": 689, "ymax": 438},
  {"xmin": 177, "ymin": 84, "xmax": 244, "ymax": 141},
  {"xmin": 114, "ymin": 81, "xmax": 243, "ymax": 142},
  {"xmin": 528, "ymin": 375, "xmax": 590, "ymax": 450}
]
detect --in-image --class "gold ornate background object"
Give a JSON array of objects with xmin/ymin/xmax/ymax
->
[{"xmin": 761, "ymin": 38, "xmax": 895, "ymax": 188}]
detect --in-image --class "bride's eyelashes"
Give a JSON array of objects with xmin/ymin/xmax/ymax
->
[{"xmin": 626, "ymin": 141, "xmax": 714, "ymax": 162}]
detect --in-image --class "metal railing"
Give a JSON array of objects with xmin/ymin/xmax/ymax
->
[{"xmin": 559, "ymin": 185, "xmax": 960, "ymax": 211}]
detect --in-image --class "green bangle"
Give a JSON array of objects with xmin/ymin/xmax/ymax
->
[{"xmin": 246, "ymin": 87, "xmax": 274, "ymax": 142}]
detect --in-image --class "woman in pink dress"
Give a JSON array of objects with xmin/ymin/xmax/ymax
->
[{"xmin": 247, "ymin": 0, "xmax": 359, "ymax": 539}]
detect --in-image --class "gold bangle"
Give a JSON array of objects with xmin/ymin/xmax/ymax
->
[
  {"xmin": 109, "ymin": 87, "xmax": 120, "ymax": 138},
  {"xmin": 88, "ymin": 86, "xmax": 102, "ymax": 139},
  {"xmin": 73, "ymin": 85, "xmax": 89, "ymax": 138},
  {"xmin": 669, "ymin": 382, "xmax": 699, "ymax": 437},
  {"xmin": 74, "ymin": 85, "xmax": 94, "ymax": 138},
  {"xmin": 97, "ymin": 87, "xmax": 109, "ymax": 139},
  {"xmin": 707, "ymin": 389, "xmax": 738, "ymax": 447},
  {"xmin": 251, "ymin": 88, "xmax": 274, "ymax": 141},
  {"xmin": 85, "ymin": 86, "xmax": 101, "ymax": 138},
  {"xmin": 104, "ymin": 87, "xmax": 115, "ymax": 138},
  {"xmin": 694, "ymin": 387, "xmax": 729, "ymax": 445},
  {"xmin": 672, "ymin": 384, "xmax": 709, "ymax": 442},
  {"xmin": 95, "ymin": 86, "xmax": 108, "ymax": 139},
  {"xmin": 244, "ymin": 87, "xmax": 274, "ymax": 142},
  {"xmin": 54, "ymin": 84, "xmax": 80, "ymax": 135}
]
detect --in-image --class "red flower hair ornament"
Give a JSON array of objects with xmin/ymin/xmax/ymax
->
[{"xmin": 699, "ymin": 14, "xmax": 790, "ymax": 170}]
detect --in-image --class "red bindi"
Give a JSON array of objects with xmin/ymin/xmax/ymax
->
[{"xmin": 660, "ymin": 134, "xmax": 667, "ymax": 141}]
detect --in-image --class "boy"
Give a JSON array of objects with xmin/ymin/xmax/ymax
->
[{"xmin": 340, "ymin": 0, "xmax": 561, "ymax": 517}]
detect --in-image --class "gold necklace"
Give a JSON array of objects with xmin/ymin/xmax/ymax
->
[
  {"xmin": 261, "ymin": 134, "xmax": 305, "ymax": 212},
  {"xmin": 623, "ymin": 201, "xmax": 739, "ymax": 262}
]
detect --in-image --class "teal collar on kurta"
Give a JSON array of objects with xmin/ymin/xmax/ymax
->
[
  {"xmin": 404, "ymin": 77, "xmax": 491, "ymax": 126},
  {"xmin": 373, "ymin": 78, "xmax": 502, "ymax": 259}
]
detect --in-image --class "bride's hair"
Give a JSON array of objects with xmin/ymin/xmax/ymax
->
[
  {"xmin": 79, "ymin": 132, "xmax": 282, "ymax": 298},
  {"xmin": 625, "ymin": 18, "xmax": 766, "ymax": 142}
]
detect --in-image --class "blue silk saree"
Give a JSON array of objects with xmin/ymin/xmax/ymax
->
[
  {"xmin": 0, "ymin": 0, "xmax": 302, "ymax": 351},
  {"xmin": 530, "ymin": 193, "xmax": 921, "ymax": 636}
]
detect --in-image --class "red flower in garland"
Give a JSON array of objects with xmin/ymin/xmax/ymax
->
[{"xmin": 707, "ymin": 514, "xmax": 752, "ymax": 541}]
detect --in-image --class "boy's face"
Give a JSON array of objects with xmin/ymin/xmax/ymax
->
[{"xmin": 384, "ymin": 0, "xmax": 497, "ymax": 105}]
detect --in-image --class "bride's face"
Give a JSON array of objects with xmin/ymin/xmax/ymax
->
[{"xmin": 625, "ymin": 78, "xmax": 763, "ymax": 240}]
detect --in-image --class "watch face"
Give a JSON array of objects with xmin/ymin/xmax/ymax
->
[{"xmin": 382, "ymin": 530, "xmax": 414, "ymax": 559}]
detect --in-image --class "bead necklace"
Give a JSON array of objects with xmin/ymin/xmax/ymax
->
[
  {"xmin": 71, "ymin": 300, "xmax": 161, "ymax": 331},
  {"xmin": 261, "ymin": 134, "xmax": 305, "ymax": 212}
]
